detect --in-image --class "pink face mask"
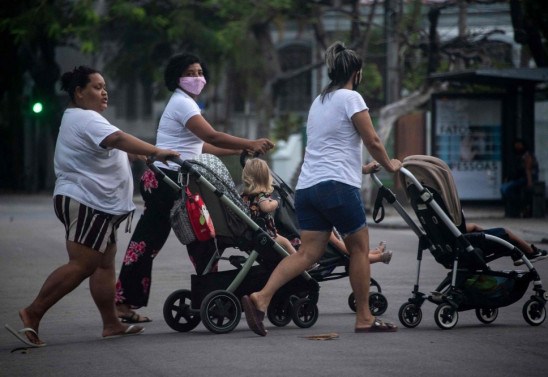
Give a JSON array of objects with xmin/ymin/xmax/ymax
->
[{"xmin": 179, "ymin": 76, "xmax": 207, "ymax": 96}]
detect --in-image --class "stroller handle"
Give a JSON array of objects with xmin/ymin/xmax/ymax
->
[{"xmin": 145, "ymin": 157, "xmax": 183, "ymax": 192}]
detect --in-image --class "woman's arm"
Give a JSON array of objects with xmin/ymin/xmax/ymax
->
[
  {"xmin": 352, "ymin": 110, "xmax": 401, "ymax": 173},
  {"xmin": 101, "ymin": 131, "xmax": 178, "ymax": 163},
  {"xmin": 202, "ymin": 143, "xmax": 241, "ymax": 156},
  {"xmin": 186, "ymin": 114, "xmax": 274, "ymax": 155}
]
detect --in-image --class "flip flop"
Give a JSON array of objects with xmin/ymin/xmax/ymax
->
[
  {"xmin": 118, "ymin": 311, "xmax": 152, "ymax": 324},
  {"xmin": 355, "ymin": 318, "xmax": 398, "ymax": 333},
  {"xmin": 241, "ymin": 295, "xmax": 267, "ymax": 336},
  {"xmin": 102, "ymin": 325, "xmax": 145, "ymax": 340},
  {"xmin": 5, "ymin": 324, "xmax": 46, "ymax": 347}
]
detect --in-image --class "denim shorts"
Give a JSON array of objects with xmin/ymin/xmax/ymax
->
[{"xmin": 294, "ymin": 180, "xmax": 366, "ymax": 237}]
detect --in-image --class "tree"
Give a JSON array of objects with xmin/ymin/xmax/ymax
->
[{"xmin": 0, "ymin": 0, "xmax": 100, "ymax": 191}]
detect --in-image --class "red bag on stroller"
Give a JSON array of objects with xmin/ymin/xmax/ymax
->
[{"xmin": 185, "ymin": 187, "xmax": 215, "ymax": 241}]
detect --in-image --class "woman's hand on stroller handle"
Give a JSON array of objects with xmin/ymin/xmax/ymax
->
[
  {"xmin": 362, "ymin": 161, "xmax": 381, "ymax": 175},
  {"xmin": 147, "ymin": 153, "xmax": 183, "ymax": 167},
  {"xmin": 146, "ymin": 149, "xmax": 180, "ymax": 166}
]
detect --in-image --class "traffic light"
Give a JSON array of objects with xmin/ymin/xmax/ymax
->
[{"xmin": 32, "ymin": 101, "xmax": 43, "ymax": 114}]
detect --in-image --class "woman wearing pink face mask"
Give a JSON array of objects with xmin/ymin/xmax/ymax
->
[{"xmin": 115, "ymin": 53, "xmax": 275, "ymax": 323}]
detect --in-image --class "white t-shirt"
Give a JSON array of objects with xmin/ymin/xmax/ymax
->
[
  {"xmin": 296, "ymin": 89, "xmax": 368, "ymax": 190},
  {"xmin": 53, "ymin": 108, "xmax": 135, "ymax": 215},
  {"xmin": 154, "ymin": 89, "xmax": 203, "ymax": 170}
]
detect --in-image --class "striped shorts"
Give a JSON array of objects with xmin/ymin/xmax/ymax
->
[{"xmin": 54, "ymin": 195, "xmax": 130, "ymax": 253}]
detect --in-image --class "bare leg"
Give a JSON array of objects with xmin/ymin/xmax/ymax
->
[
  {"xmin": 505, "ymin": 229, "xmax": 534, "ymax": 254},
  {"xmin": 250, "ymin": 230, "xmax": 331, "ymax": 312},
  {"xmin": 19, "ymin": 241, "xmax": 101, "ymax": 345},
  {"xmin": 89, "ymin": 243, "xmax": 141, "ymax": 337},
  {"xmin": 274, "ymin": 234, "xmax": 297, "ymax": 255},
  {"xmin": 343, "ymin": 227, "xmax": 375, "ymax": 329},
  {"xmin": 369, "ymin": 253, "xmax": 382, "ymax": 264}
]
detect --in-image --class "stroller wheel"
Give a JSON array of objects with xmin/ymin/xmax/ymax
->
[
  {"xmin": 267, "ymin": 298, "xmax": 292, "ymax": 327},
  {"xmin": 369, "ymin": 293, "xmax": 388, "ymax": 316},
  {"xmin": 348, "ymin": 291, "xmax": 388, "ymax": 314},
  {"xmin": 348, "ymin": 293, "xmax": 357, "ymax": 312},
  {"xmin": 291, "ymin": 298, "xmax": 319, "ymax": 328},
  {"xmin": 475, "ymin": 308, "xmax": 498, "ymax": 324},
  {"xmin": 163, "ymin": 289, "xmax": 201, "ymax": 332},
  {"xmin": 522, "ymin": 299, "xmax": 546, "ymax": 326},
  {"xmin": 200, "ymin": 290, "xmax": 242, "ymax": 334},
  {"xmin": 398, "ymin": 302, "xmax": 422, "ymax": 328},
  {"xmin": 434, "ymin": 303, "xmax": 458, "ymax": 330}
]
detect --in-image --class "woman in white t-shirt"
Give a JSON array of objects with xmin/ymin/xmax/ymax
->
[
  {"xmin": 241, "ymin": 42, "xmax": 402, "ymax": 336},
  {"xmin": 5, "ymin": 66, "xmax": 179, "ymax": 347},
  {"xmin": 115, "ymin": 53, "xmax": 275, "ymax": 323}
]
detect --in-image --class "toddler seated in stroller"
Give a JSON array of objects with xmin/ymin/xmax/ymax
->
[{"xmin": 241, "ymin": 158, "xmax": 393, "ymax": 265}]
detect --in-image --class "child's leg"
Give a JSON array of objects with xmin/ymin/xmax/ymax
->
[{"xmin": 274, "ymin": 234, "xmax": 297, "ymax": 255}]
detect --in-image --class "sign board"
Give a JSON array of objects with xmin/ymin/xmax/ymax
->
[{"xmin": 433, "ymin": 96, "xmax": 502, "ymax": 200}]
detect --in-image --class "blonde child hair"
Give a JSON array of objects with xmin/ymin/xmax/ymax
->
[{"xmin": 242, "ymin": 158, "xmax": 274, "ymax": 195}]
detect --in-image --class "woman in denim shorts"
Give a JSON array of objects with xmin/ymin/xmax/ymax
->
[
  {"xmin": 5, "ymin": 66, "xmax": 178, "ymax": 348},
  {"xmin": 242, "ymin": 41, "xmax": 402, "ymax": 336}
]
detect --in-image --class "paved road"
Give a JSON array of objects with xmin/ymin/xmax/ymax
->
[{"xmin": 1, "ymin": 195, "xmax": 547, "ymax": 377}]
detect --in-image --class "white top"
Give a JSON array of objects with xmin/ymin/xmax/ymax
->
[
  {"xmin": 154, "ymin": 88, "xmax": 203, "ymax": 170},
  {"xmin": 53, "ymin": 108, "xmax": 135, "ymax": 215},
  {"xmin": 296, "ymin": 89, "xmax": 368, "ymax": 190}
]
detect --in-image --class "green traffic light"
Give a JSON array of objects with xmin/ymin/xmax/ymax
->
[{"xmin": 32, "ymin": 102, "xmax": 43, "ymax": 114}]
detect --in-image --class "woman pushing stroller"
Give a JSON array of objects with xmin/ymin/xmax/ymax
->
[{"xmin": 241, "ymin": 41, "xmax": 402, "ymax": 336}]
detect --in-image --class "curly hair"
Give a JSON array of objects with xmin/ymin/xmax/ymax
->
[{"xmin": 60, "ymin": 66, "xmax": 100, "ymax": 101}]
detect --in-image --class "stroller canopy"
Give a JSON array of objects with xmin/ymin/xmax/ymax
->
[{"xmin": 401, "ymin": 155, "xmax": 463, "ymax": 228}]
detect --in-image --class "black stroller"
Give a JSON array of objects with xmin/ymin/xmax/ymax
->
[
  {"xmin": 148, "ymin": 154, "xmax": 319, "ymax": 334},
  {"xmin": 262, "ymin": 159, "xmax": 388, "ymax": 318},
  {"xmin": 371, "ymin": 155, "xmax": 546, "ymax": 330}
]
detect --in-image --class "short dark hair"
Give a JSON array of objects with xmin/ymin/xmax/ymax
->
[
  {"xmin": 60, "ymin": 66, "xmax": 100, "ymax": 101},
  {"xmin": 164, "ymin": 53, "xmax": 209, "ymax": 91}
]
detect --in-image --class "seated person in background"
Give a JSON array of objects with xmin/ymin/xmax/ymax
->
[{"xmin": 500, "ymin": 139, "xmax": 539, "ymax": 218}]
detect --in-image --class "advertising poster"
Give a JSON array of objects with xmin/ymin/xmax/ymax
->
[{"xmin": 434, "ymin": 97, "xmax": 502, "ymax": 200}]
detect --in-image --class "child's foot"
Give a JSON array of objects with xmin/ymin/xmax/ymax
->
[
  {"xmin": 371, "ymin": 241, "xmax": 387, "ymax": 255},
  {"xmin": 529, "ymin": 245, "xmax": 548, "ymax": 263},
  {"xmin": 514, "ymin": 245, "xmax": 548, "ymax": 266},
  {"xmin": 380, "ymin": 250, "xmax": 393, "ymax": 264}
]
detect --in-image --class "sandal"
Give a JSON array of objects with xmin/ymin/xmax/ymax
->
[
  {"xmin": 371, "ymin": 241, "xmax": 387, "ymax": 255},
  {"xmin": 118, "ymin": 311, "xmax": 152, "ymax": 324},
  {"xmin": 380, "ymin": 250, "xmax": 393, "ymax": 264},
  {"xmin": 355, "ymin": 318, "xmax": 397, "ymax": 333}
]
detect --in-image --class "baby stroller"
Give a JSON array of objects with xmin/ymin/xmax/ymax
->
[
  {"xmin": 149, "ymin": 154, "xmax": 319, "ymax": 334},
  {"xmin": 370, "ymin": 155, "xmax": 546, "ymax": 330},
  {"xmin": 240, "ymin": 154, "xmax": 388, "ymax": 319}
]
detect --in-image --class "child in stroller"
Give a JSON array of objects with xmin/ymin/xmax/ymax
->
[
  {"xmin": 153, "ymin": 154, "xmax": 320, "ymax": 334},
  {"xmin": 240, "ymin": 158, "xmax": 299, "ymax": 258},
  {"xmin": 371, "ymin": 154, "xmax": 547, "ymax": 329}
]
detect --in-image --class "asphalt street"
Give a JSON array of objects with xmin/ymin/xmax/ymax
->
[{"xmin": 1, "ymin": 194, "xmax": 547, "ymax": 377}]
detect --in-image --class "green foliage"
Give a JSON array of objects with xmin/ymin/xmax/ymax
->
[
  {"xmin": 272, "ymin": 113, "xmax": 304, "ymax": 142},
  {"xmin": 360, "ymin": 63, "xmax": 383, "ymax": 101}
]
